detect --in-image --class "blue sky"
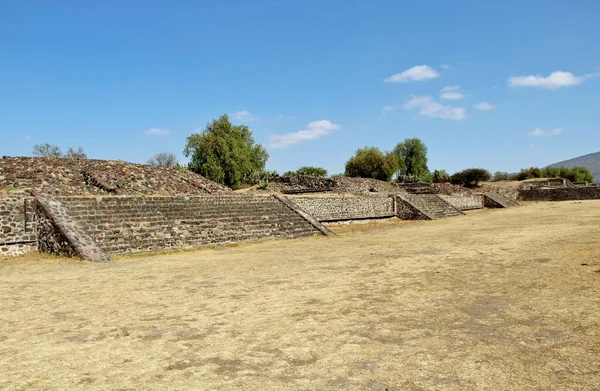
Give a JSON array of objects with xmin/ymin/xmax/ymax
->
[{"xmin": 1, "ymin": 0, "xmax": 599, "ymax": 175}]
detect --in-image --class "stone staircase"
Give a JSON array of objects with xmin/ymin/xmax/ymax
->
[
  {"xmin": 397, "ymin": 194, "xmax": 464, "ymax": 220},
  {"xmin": 484, "ymin": 192, "xmax": 519, "ymax": 208}
]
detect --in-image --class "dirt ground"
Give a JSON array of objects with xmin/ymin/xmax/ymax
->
[{"xmin": 1, "ymin": 201, "xmax": 599, "ymax": 390}]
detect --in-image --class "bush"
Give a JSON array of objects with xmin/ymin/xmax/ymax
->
[
  {"xmin": 513, "ymin": 166, "xmax": 594, "ymax": 183},
  {"xmin": 450, "ymin": 168, "xmax": 491, "ymax": 188},
  {"xmin": 432, "ymin": 169, "xmax": 450, "ymax": 183},
  {"xmin": 344, "ymin": 147, "xmax": 399, "ymax": 182},
  {"xmin": 283, "ymin": 166, "xmax": 328, "ymax": 177}
]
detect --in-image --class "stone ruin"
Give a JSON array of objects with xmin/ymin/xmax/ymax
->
[{"xmin": 0, "ymin": 157, "xmax": 530, "ymax": 262}]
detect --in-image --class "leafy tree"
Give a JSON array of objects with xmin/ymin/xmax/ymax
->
[
  {"xmin": 148, "ymin": 152, "xmax": 178, "ymax": 167},
  {"xmin": 450, "ymin": 168, "xmax": 491, "ymax": 188},
  {"xmin": 184, "ymin": 114, "xmax": 268, "ymax": 187},
  {"xmin": 33, "ymin": 143, "xmax": 63, "ymax": 158},
  {"xmin": 432, "ymin": 169, "xmax": 450, "ymax": 183},
  {"xmin": 283, "ymin": 166, "xmax": 328, "ymax": 177},
  {"xmin": 513, "ymin": 166, "xmax": 594, "ymax": 183},
  {"xmin": 492, "ymin": 171, "xmax": 509, "ymax": 181},
  {"xmin": 344, "ymin": 147, "xmax": 399, "ymax": 181},
  {"xmin": 65, "ymin": 147, "xmax": 88, "ymax": 160},
  {"xmin": 393, "ymin": 138, "xmax": 430, "ymax": 180}
]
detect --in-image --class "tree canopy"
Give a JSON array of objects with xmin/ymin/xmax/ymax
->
[
  {"xmin": 148, "ymin": 152, "xmax": 178, "ymax": 167},
  {"xmin": 344, "ymin": 147, "xmax": 399, "ymax": 181},
  {"xmin": 184, "ymin": 114, "xmax": 268, "ymax": 187},
  {"xmin": 514, "ymin": 166, "xmax": 594, "ymax": 183},
  {"xmin": 393, "ymin": 138, "xmax": 429, "ymax": 180},
  {"xmin": 450, "ymin": 168, "xmax": 491, "ymax": 188}
]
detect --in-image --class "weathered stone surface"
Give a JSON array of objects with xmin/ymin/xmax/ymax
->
[
  {"xmin": 289, "ymin": 196, "xmax": 396, "ymax": 222},
  {"xmin": 518, "ymin": 187, "xmax": 600, "ymax": 201},
  {"xmin": 0, "ymin": 192, "xmax": 37, "ymax": 256},
  {"xmin": 34, "ymin": 192, "xmax": 110, "ymax": 262},
  {"xmin": 0, "ymin": 156, "xmax": 230, "ymax": 196},
  {"xmin": 484, "ymin": 193, "xmax": 520, "ymax": 208},
  {"xmin": 396, "ymin": 194, "xmax": 463, "ymax": 220},
  {"xmin": 439, "ymin": 195, "xmax": 484, "ymax": 211},
  {"xmin": 54, "ymin": 194, "xmax": 325, "ymax": 255}
]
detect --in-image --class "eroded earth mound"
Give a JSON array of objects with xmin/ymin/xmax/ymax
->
[{"xmin": 0, "ymin": 156, "xmax": 230, "ymax": 196}]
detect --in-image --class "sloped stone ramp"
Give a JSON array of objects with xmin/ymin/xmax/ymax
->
[
  {"xmin": 484, "ymin": 192, "xmax": 519, "ymax": 208},
  {"xmin": 395, "ymin": 194, "xmax": 464, "ymax": 220}
]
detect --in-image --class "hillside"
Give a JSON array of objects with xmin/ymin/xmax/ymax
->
[
  {"xmin": 0, "ymin": 156, "xmax": 230, "ymax": 196},
  {"xmin": 547, "ymin": 151, "xmax": 600, "ymax": 183}
]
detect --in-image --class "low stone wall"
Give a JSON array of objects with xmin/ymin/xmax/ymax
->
[
  {"xmin": 289, "ymin": 196, "xmax": 395, "ymax": 222},
  {"xmin": 439, "ymin": 195, "xmax": 484, "ymax": 211},
  {"xmin": 56, "ymin": 195, "xmax": 324, "ymax": 255},
  {"xmin": 0, "ymin": 193, "xmax": 37, "ymax": 256},
  {"xmin": 519, "ymin": 187, "xmax": 600, "ymax": 201}
]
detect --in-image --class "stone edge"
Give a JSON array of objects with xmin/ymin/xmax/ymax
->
[
  {"xmin": 273, "ymin": 194, "xmax": 335, "ymax": 237},
  {"xmin": 33, "ymin": 192, "xmax": 111, "ymax": 262}
]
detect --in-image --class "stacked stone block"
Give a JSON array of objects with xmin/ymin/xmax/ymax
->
[
  {"xmin": 289, "ymin": 196, "xmax": 395, "ymax": 222},
  {"xmin": 0, "ymin": 193, "xmax": 37, "ymax": 256}
]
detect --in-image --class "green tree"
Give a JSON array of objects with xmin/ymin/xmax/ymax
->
[
  {"xmin": 33, "ymin": 143, "xmax": 63, "ymax": 158},
  {"xmin": 184, "ymin": 115, "xmax": 268, "ymax": 187},
  {"xmin": 450, "ymin": 168, "xmax": 491, "ymax": 188},
  {"xmin": 284, "ymin": 166, "xmax": 328, "ymax": 177},
  {"xmin": 393, "ymin": 138, "xmax": 430, "ymax": 180},
  {"xmin": 344, "ymin": 147, "xmax": 399, "ymax": 181},
  {"xmin": 148, "ymin": 152, "xmax": 178, "ymax": 167}
]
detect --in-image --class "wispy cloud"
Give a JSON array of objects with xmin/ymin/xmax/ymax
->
[
  {"xmin": 231, "ymin": 110, "xmax": 260, "ymax": 122},
  {"xmin": 145, "ymin": 128, "xmax": 171, "ymax": 136},
  {"xmin": 404, "ymin": 96, "xmax": 466, "ymax": 121},
  {"xmin": 440, "ymin": 85, "xmax": 464, "ymax": 100},
  {"xmin": 529, "ymin": 128, "xmax": 563, "ymax": 137},
  {"xmin": 269, "ymin": 120, "xmax": 341, "ymax": 149},
  {"xmin": 385, "ymin": 65, "xmax": 440, "ymax": 83},
  {"xmin": 508, "ymin": 71, "xmax": 586, "ymax": 89},
  {"xmin": 440, "ymin": 64, "xmax": 450, "ymax": 70},
  {"xmin": 473, "ymin": 101, "xmax": 495, "ymax": 111}
]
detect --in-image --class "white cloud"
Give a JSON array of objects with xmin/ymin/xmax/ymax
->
[
  {"xmin": 473, "ymin": 101, "xmax": 495, "ymax": 111},
  {"xmin": 404, "ymin": 96, "xmax": 466, "ymax": 121},
  {"xmin": 508, "ymin": 71, "xmax": 585, "ymax": 89},
  {"xmin": 440, "ymin": 85, "xmax": 464, "ymax": 100},
  {"xmin": 381, "ymin": 105, "xmax": 397, "ymax": 112},
  {"xmin": 231, "ymin": 110, "xmax": 260, "ymax": 122},
  {"xmin": 269, "ymin": 120, "xmax": 341, "ymax": 149},
  {"xmin": 529, "ymin": 128, "xmax": 563, "ymax": 137},
  {"xmin": 384, "ymin": 65, "xmax": 440, "ymax": 83},
  {"xmin": 145, "ymin": 128, "xmax": 171, "ymax": 136},
  {"xmin": 440, "ymin": 64, "xmax": 450, "ymax": 70}
]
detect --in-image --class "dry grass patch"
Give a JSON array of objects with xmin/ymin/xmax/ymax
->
[{"xmin": 1, "ymin": 200, "xmax": 599, "ymax": 390}]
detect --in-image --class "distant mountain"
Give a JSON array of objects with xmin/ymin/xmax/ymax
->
[{"xmin": 547, "ymin": 151, "xmax": 600, "ymax": 183}]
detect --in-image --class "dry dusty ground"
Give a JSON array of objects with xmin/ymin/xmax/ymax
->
[{"xmin": 1, "ymin": 201, "xmax": 600, "ymax": 391}]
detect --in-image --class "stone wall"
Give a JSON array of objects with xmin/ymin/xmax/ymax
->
[
  {"xmin": 289, "ymin": 196, "xmax": 395, "ymax": 222},
  {"xmin": 438, "ymin": 195, "xmax": 484, "ymax": 211},
  {"xmin": 0, "ymin": 193, "xmax": 37, "ymax": 256},
  {"xmin": 518, "ymin": 187, "xmax": 600, "ymax": 202},
  {"xmin": 56, "ymin": 195, "xmax": 324, "ymax": 255}
]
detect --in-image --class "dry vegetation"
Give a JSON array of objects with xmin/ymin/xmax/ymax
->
[{"xmin": 1, "ymin": 201, "xmax": 599, "ymax": 390}]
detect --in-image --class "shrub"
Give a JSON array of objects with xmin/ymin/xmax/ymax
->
[
  {"xmin": 283, "ymin": 166, "xmax": 328, "ymax": 177},
  {"xmin": 451, "ymin": 168, "xmax": 491, "ymax": 188},
  {"xmin": 344, "ymin": 147, "xmax": 399, "ymax": 182},
  {"xmin": 432, "ymin": 169, "xmax": 450, "ymax": 183}
]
